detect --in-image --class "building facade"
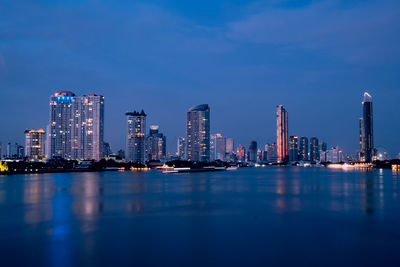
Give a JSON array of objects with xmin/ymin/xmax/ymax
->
[
  {"xmin": 177, "ymin": 137, "xmax": 186, "ymax": 160},
  {"xmin": 210, "ymin": 133, "xmax": 226, "ymax": 161},
  {"xmin": 360, "ymin": 92, "xmax": 374, "ymax": 163},
  {"xmin": 248, "ymin": 141, "xmax": 258, "ymax": 163},
  {"xmin": 310, "ymin": 137, "xmax": 320, "ymax": 162},
  {"xmin": 25, "ymin": 129, "xmax": 45, "ymax": 159},
  {"xmin": 126, "ymin": 110, "xmax": 147, "ymax": 163},
  {"xmin": 276, "ymin": 105, "xmax": 288, "ymax": 163},
  {"xmin": 146, "ymin": 125, "xmax": 166, "ymax": 162},
  {"xmin": 186, "ymin": 104, "xmax": 210, "ymax": 162},
  {"xmin": 289, "ymin": 136, "xmax": 299, "ymax": 161},
  {"xmin": 299, "ymin": 137, "xmax": 309, "ymax": 161}
]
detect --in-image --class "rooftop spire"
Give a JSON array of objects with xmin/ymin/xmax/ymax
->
[{"xmin": 363, "ymin": 92, "xmax": 372, "ymax": 103}]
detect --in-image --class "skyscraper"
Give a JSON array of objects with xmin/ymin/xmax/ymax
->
[
  {"xmin": 236, "ymin": 145, "xmax": 246, "ymax": 162},
  {"xmin": 289, "ymin": 136, "xmax": 299, "ymax": 161},
  {"xmin": 186, "ymin": 104, "xmax": 210, "ymax": 162},
  {"xmin": 299, "ymin": 137, "xmax": 309, "ymax": 161},
  {"xmin": 71, "ymin": 94, "xmax": 105, "ymax": 161},
  {"xmin": 265, "ymin": 143, "xmax": 278, "ymax": 162},
  {"xmin": 48, "ymin": 91, "xmax": 75, "ymax": 159},
  {"xmin": 226, "ymin": 138, "xmax": 234, "ymax": 154},
  {"xmin": 146, "ymin": 125, "xmax": 166, "ymax": 161},
  {"xmin": 276, "ymin": 105, "xmax": 288, "ymax": 163},
  {"xmin": 310, "ymin": 137, "xmax": 320, "ymax": 162},
  {"xmin": 177, "ymin": 137, "xmax": 186, "ymax": 160},
  {"xmin": 126, "ymin": 110, "xmax": 147, "ymax": 163},
  {"xmin": 210, "ymin": 133, "xmax": 226, "ymax": 161},
  {"xmin": 360, "ymin": 92, "xmax": 374, "ymax": 163},
  {"xmin": 25, "ymin": 129, "xmax": 45, "ymax": 159},
  {"xmin": 248, "ymin": 141, "xmax": 258, "ymax": 163}
]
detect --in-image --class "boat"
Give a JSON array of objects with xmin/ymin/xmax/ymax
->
[
  {"xmin": 226, "ymin": 166, "xmax": 239, "ymax": 171},
  {"xmin": 162, "ymin": 166, "xmax": 226, "ymax": 174}
]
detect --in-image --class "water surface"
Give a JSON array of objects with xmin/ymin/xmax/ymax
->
[{"xmin": 0, "ymin": 167, "xmax": 400, "ymax": 266}]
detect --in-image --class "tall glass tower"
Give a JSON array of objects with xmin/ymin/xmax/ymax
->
[
  {"xmin": 186, "ymin": 104, "xmax": 210, "ymax": 162},
  {"xmin": 276, "ymin": 105, "xmax": 288, "ymax": 163},
  {"xmin": 126, "ymin": 110, "xmax": 147, "ymax": 164},
  {"xmin": 299, "ymin": 137, "xmax": 309, "ymax": 161},
  {"xmin": 360, "ymin": 92, "xmax": 374, "ymax": 163}
]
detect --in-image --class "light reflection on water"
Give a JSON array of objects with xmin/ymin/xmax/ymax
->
[{"xmin": 1, "ymin": 167, "xmax": 400, "ymax": 266}]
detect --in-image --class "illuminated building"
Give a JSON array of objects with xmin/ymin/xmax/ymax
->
[
  {"xmin": 210, "ymin": 133, "xmax": 226, "ymax": 161},
  {"xmin": 289, "ymin": 136, "xmax": 299, "ymax": 161},
  {"xmin": 47, "ymin": 91, "xmax": 75, "ymax": 159},
  {"xmin": 177, "ymin": 137, "xmax": 186, "ymax": 160},
  {"xmin": 24, "ymin": 129, "xmax": 45, "ymax": 159},
  {"xmin": 299, "ymin": 137, "xmax": 309, "ymax": 161},
  {"xmin": 146, "ymin": 125, "xmax": 166, "ymax": 161},
  {"xmin": 186, "ymin": 104, "xmax": 210, "ymax": 162},
  {"xmin": 226, "ymin": 138, "xmax": 234, "ymax": 154},
  {"xmin": 71, "ymin": 94, "xmax": 105, "ymax": 161},
  {"xmin": 126, "ymin": 110, "xmax": 146, "ymax": 163},
  {"xmin": 310, "ymin": 137, "xmax": 320, "ymax": 162},
  {"xmin": 360, "ymin": 92, "xmax": 374, "ymax": 163},
  {"xmin": 236, "ymin": 145, "xmax": 246, "ymax": 162},
  {"xmin": 276, "ymin": 105, "xmax": 288, "ymax": 163},
  {"xmin": 265, "ymin": 143, "xmax": 278, "ymax": 162},
  {"xmin": 320, "ymin": 141, "xmax": 327, "ymax": 162},
  {"xmin": 248, "ymin": 141, "xmax": 258, "ymax": 162}
]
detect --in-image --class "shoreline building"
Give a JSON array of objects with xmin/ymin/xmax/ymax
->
[
  {"xmin": 126, "ymin": 110, "xmax": 147, "ymax": 163},
  {"xmin": 276, "ymin": 105, "xmax": 288, "ymax": 163},
  {"xmin": 177, "ymin": 137, "xmax": 186, "ymax": 160},
  {"xmin": 248, "ymin": 141, "xmax": 258, "ymax": 163},
  {"xmin": 359, "ymin": 92, "xmax": 374, "ymax": 163},
  {"xmin": 186, "ymin": 104, "xmax": 210, "ymax": 162},
  {"xmin": 47, "ymin": 91, "xmax": 75, "ymax": 159},
  {"xmin": 289, "ymin": 136, "xmax": 299, "ymax": 161},
  {"xmin": 299, "ymin": 137, "xmax": 309, "ymax": 161},
  {"xmin": 146, "ymin": 125, "xmax": 166, "ymax": 162},
  {"xmin": 310, "ymin": 137, "xmax": 320, "ymax": 162},
  {"xmin": 236, "ymin": 145, "xmax": 246, "ymax": 162},
  {"xmin": 71, "ymin": 94, "xmax": 105, "ymax": 161},
  {"xmin": 210, "ymin": 133, "xmax": 226, "ymax": 161},
  {"xmin": 25, "ymin": 129, "xmax": 45, "ymax": 159}
]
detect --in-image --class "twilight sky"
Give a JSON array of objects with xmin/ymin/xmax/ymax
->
[{"xmin": 0, "ymin": 0, "xmax": 399, "ymax": 156}]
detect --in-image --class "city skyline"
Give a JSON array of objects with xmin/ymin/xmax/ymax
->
[{"xmin": 0, "ymin": 0, "xmax": 400, "ymax": 156}]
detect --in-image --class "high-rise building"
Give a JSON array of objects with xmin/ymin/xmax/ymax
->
[
  {"xmin": 126, "ymin": 110, "xmax": 147, "ymax": 163},
  {"xmin": 289, "ymin": 136, "xmax": 299, "ymax": 161},
  {"xmin": 226, "ymin": 138, "xmax": 234, "ymax": 154},
  {"xmin": 6, "ymin": 142, "xmax": 11, "ymax": 158},
  {"xmin": 276, "ymin": 105, "xmax": 288, "ymax": 163},
  {"xmin": 236, "ymin": 145, "xmax": 246, "ymax": 162},
  {"xmin": 71, "ymin": 94, "xmax": 105, "ymax": 161},
  {"xmin": 186, "ymin": 104, "xmax": 210, "ymax": 162},
  {"xmin": 103, "ymin": 142, "xmax": 112, "ymax": 158},
  {"xmin": 360, "ymin": 92, "xmax": 374, "ymax": 163},
  {"xmin": 248, "ymin": 141, "xmax": 258, "ymax": 162},
  {"xmin": 146, "ymin": 125, "xmax": 166, "ymax": 162},
  {"xmin": 299, "ymin": 137, "xmax": 309, "ymax": 161},
  {"xmin": 265, "ymin": 143, "xmax": 278, "ymax": 162},
  {"xmin": 177, "ymin": 137, "xmax": 186, "ymax": 160},
  {"xmin": 48, "ymin": 91, "xmax": 75, "ymax": 159},
  {"xmin": 210, "ymin": 133, "xmax": 226, "ymax": 161},
  {"xmin": 25, "ymin": 129, "xmax": 45, "ymax": 159},
  {"xmin": 310, "ymin": 137, "xmax": 320, "ymax": 162},
  {"xmin": 320, "ymin": 141, "xmax": 327, "ymax": 162}
]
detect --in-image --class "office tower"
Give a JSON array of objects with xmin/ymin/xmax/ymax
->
[
  {"xmin": 236, "ymin": 145, "xmax": 246, "ymax": 162},
  {"xmin": 210, "ymin": 133, "xmax": 226, "ymax": 161},
  {"xmin": 276, "ymin": 105, "xmax": 288, "ymax": 163},
  {"xmin": 126, "ymin": 110, "xmax": 147, "ymax": 163},
  {"xmin": 289, "ymin": 136, "xmax": 299, "ymax": 161},
  {"xmin": 16, "ymin": 144, "xmax": 24, "ymax": 159},
  {"xmin": 299, "ymin": 137, "xmax": 309, "ymax": 161},
  {"xmin": 320, "ymin": 141, "xmax": 327, "ymax": 162},
  {"xmin": 177, "ymin": 137, "xmax": 186, "ymax": 160},
  {"xmin": 186, "ymin": 104, "xmax": 210, "ymax": 162},
  {"xmin": 103, "ymin": 142, "xmax": 112, "ymax": 158},
  {"xmin": 226, "ymin": 138, "xmax": 234, "ymax": 154},
  {"xmin": 6, "ymin": 142, "xmax": 11, "ymax": 158},
  {"xmin": 310, "ymin": 137, "xmax": 320, "ymax": 162},
  {"xmin": 48, "ymin": 91, "xmax": 75, "ymax": 159},
  {"xmin": 117, "ymin": 149, "xmax": 125, "ymax": 160},
  {"xmin": 359, "ymin": 92, "xmax": 374, "ymax": 163},
  {"xmin": 24, "ymin": 129, "xmax": 45, "ymax": 159},
  {"xmin": 248, "ymin": 141, "xmax": 258, "ymax": 162},
  {"xmin": 265, "ymin": 143, "xmax": 278, "ymax": 162},
  {"xmin": 327, "ymin": 146, "xmax": 341, "ymax": 163},
  {"xmin": 71, "ymin": 94, "xmax": 105, "ymax": 161},
  {"xmin": 146, "ymin": 125, "xmax": 166, "ymax": 161}
]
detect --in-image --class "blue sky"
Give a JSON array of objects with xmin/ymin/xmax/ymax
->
[{"xmin": 0, "ymin": 0, "xmax": 399, "ymax": 156}]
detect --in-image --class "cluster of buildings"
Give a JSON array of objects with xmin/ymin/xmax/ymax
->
[{"xmin": 0, "ymin": 91, "xmax": 378, "ymax": 164}]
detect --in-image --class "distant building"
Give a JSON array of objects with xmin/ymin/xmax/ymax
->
[
  {"xmin": 103, "ymin": 142, "xmax": 112, "ymax": 158},
  {"xmin": 177, "ymin": 137, "xmax": 186, "ymax": 160},
  {"xmin": 276, "ymin": 105, "xmax": 288, "ymax": 163},
  {"xmin": 210, "ymin": 133, "xmax": 226, "ymax": 161},
  {"xmin": 359, "ymin": 92, "xmax": 374, "ymax": 163},
  {"xmin": 47, "ymin": 91, "xmax": 75, "ymax": 159},
  {"xmin": 299, "ymin": 137, "xmax": 309, "ymax": 161},
  {"xmin": 310, "ymin": 137, "xmax": 320, "ymax": 162},
  {"xmin": 289, "ymin": 136, "xmax": 299, "ymax": 161},
  {"xmin": 236, "ymin": 145, "xmax": 246, "ymax": 162},
  {"xmin": 146, "ymin": 125, "xmax": 166, "ymax": 161},
  {"xmin": 117, "ymin": 149, "xmax": 125, "ymax": 160},
  {"xmin": 186, "ymin": 104, "xmax": 210, "ymax": 162},
  {"xmin": 24, "ymin": 129, "xmax": 45, "ymax": 159},
  {"xmin": 265, "ymin": 143, "xmax": 278, "ymax": 162},
  {"xmin": 126, "ymin": 110, "xmax": 147, "ymax": 164},
  {"xmin": 226, "ymin": 138, "xmax": 234, "ymax": 155},
  {"xmin": 248, "ymin": 141, "xmax": 258, "ymax": 162},
  {"xmin": 320, "ymin": 141, "xmax": 327, "ymax": 162},
  {"xmin": 327, "ymin": 146, "xmax": 342, "ymax": 163}
]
